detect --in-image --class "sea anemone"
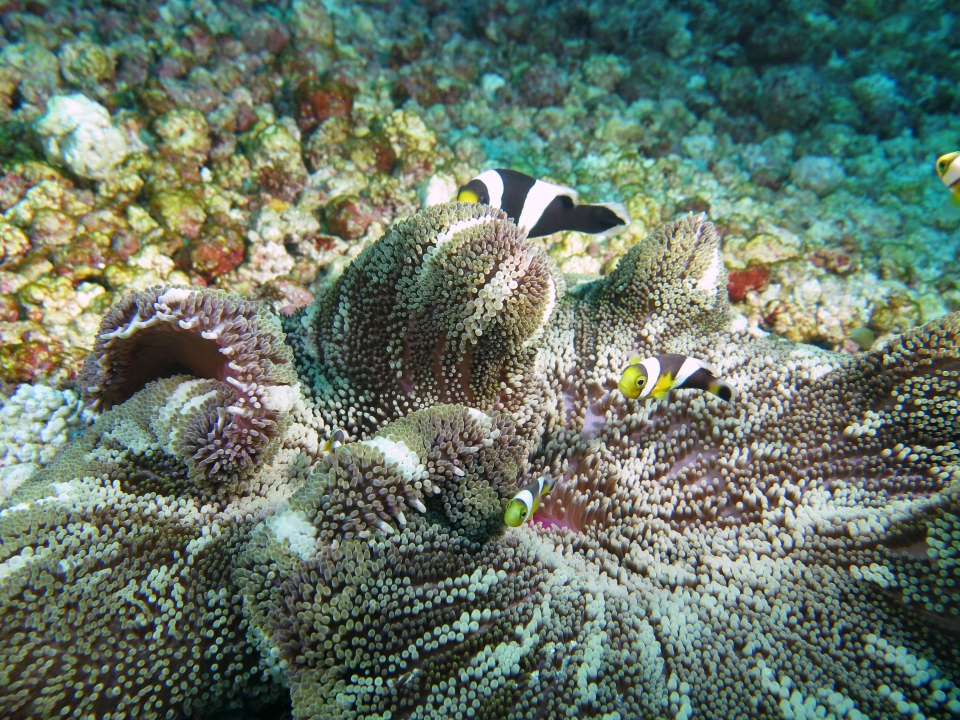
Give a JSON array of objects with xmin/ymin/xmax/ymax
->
[
  {"xmin": 245, "ymin": 211, "xmax": 960, "ymax": 719},
  {"xmin": 0, "ymin": 375, "xmax": 297, "ymax": 719},
  {"xmin": 81, "ymin": 286, "xmax": 298, "ymax": 488},
  {"xmin": 283, "ymin": 202, "xmax": 560, "ymax": 447}
]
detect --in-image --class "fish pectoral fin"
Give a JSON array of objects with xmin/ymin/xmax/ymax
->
[{"xmin": 651, "ymin": 372, "xmax": 675, "ymax": 399}]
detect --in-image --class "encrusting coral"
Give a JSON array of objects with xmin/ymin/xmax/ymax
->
[{"xmin": 2, "ymin": 208, "xmax": 959, "ymax": 719}]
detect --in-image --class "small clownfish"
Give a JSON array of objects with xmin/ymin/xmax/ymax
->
[
  {"xmin": 457, "ymin": 168, "xmax": 630, "ymax": 239},
  {"xmin": 935, "ymin": 151, "xmax": 960, "ymax": 206},
  {"xmin": 504, "ymin": 476, "xmax": 556, "ymax": 527},
  {"xmin": 321, "ymin": 429, "xmax": 345, "ymax": 454},
  {"xmin": 618, "ymin": 353, "xmax": 736, "ymax": 403}
]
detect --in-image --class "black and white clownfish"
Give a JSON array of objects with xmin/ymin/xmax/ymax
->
[
  {"xmin": 618, "ymin": 354, "xmax": 736, "ymax": 402},
  {"xmin": 320, "ymin": 429, "xmax": 345, "ymax": 454},
  {"xmin": 935, "ymin": 151, "xmax": 960, "ymax": 206},
  {"xmin": 457, "ymin": 168, "xmax": 630, "ymax": 239},
  {"xmin": 504, "ymin": 475, "xmax": 556, "ymax": 527}
]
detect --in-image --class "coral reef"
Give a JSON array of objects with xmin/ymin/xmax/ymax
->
[
  {"xmin": 0, "ymin": 0, "xmax": 958, "ymax": 714},
  {"xmin": 0, "ymin": 0, "xmax": 953, "ymax": 384}
]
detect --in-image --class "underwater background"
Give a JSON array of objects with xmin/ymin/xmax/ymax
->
[{"xmin": 1, "ymin": 0, "xmax": 959, "ymax": 719}]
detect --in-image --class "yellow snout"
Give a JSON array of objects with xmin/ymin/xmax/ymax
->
[
  {"xmin": 504, "ymin": 499, "xmax": 529, "ymax": 527},
  {"xmin": 618, "ymin": 365, "xmax": 646, "ymax": 400}
]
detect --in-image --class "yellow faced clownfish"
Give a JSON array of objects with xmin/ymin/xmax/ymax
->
[
  {"xmin": 504, "ymin": 475, "xmax": 556, "ymax": 527},
  {"xmin": 618, "ymin": 353, "xmax": 735, "ymax": 402},
  {"xmin": 321, "ymin": 429, "xmax": 345, "ymax": 454},
  {"xmin": 935, "ymin": 151, "xmax": 960, "ymax": 206},
  {"xmin": 457, "ymin": 168, "xmax": 630, "ymax": 239}
]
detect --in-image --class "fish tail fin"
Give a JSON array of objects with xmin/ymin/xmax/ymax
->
[
  {"xmin": 564, "ymin": 202, "xmax": 631, "ymax": 237},
  {"xmin": 707, "ymin": 379, "xmax": 736, "ymax": 402}
]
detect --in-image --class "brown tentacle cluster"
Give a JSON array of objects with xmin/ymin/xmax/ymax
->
[
  {"xmin": 80, "ymin": 286, "xmax": 298, "ymax": 485},
  {"xmin": 276, "ymin": 404, "xmax": 525, "ymax": 550},
  {"xmin": 285, "ymin": 202, "xmax": 561, "ymax": 445}
]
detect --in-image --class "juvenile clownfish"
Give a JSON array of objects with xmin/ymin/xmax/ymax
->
[
  {"xmin": 321, "ymin": 429, "xmax": 345, "ymax": 454},
  {"xmin": 618, "ymin": 354, "xmax": 735, "ymax": 402},
  {"xmin": 457, "ymin": 168, "xmax": 630, "ymax": 239},
  {"xmin": 935, "ymin": 151, "xmax": 960, "ymax": 206},
  {"xmin": 504, "ymin": 476, "xmax": 556, "ymax": 527}
]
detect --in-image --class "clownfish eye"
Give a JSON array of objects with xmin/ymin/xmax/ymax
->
[
  {"xmin": 939, "ymin": 161, "xmax": 948, "ymax": 172},
  {"xmin": 636, "ymin": 378, "xmax": 645, "ymax": 388}
]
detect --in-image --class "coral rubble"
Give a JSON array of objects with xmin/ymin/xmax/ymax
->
[{"xmin": 0, "ymin": 0, "xmax": 955, "ymax": 387}]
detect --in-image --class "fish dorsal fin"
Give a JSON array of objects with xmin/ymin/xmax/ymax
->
[
  {"xmin": 559, "ymin": 187, "xmax": 579, "ymax": 204},
  {"xmin": 542, "ymin": 179, "xmax": 579, "ymax": 205},
  {"xmin": 518, "ymin": 179, "xmax": 580, "ymax": 233},
  {"xmin": 698, "ymin": 360, "xmax": 720, "ymax": 377}
]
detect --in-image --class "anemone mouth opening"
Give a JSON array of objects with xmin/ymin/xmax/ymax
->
[{"xmin": 100, "ymin": 327, "xmax": 229, "ymax": 409}]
